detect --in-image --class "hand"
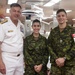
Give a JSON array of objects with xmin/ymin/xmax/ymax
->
[
  {"xmin": 55, "ymin": 57, "xmax": 65, "ymax": 67},
  {"xmin": 34, "ymin": 65, "xmax": 38, "ymax": 71},
  {"xmin": 47, "ymin": 70, "xmax": 50, "ymax": 75},
  {"xmin": 34, "ymin": 64, "xmax": 43, "ymax": 73},
  {"xmin": 0, "ymin": 62, "xmax": 6, "ymax": 74}
]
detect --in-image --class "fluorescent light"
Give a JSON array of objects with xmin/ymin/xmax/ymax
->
[
  {"xmin": 31, "ymin": 5, "xmax": 43, "ymax": 11},
  {"xmin": 66, "ymin": 10, "xmax": 72, "ymax": 13},
  {"xmin": 5, "ymin": 17, "xmax": 9, "ymax": 18},
  {"xmin": 6, "ymin": 9, "xmax": 10, "ymax": 13},
  {"xmin": 42, "ymin": 16, "xmax": 53, "ymax": 19},
  {"xmin": 8, "ymin": 0, "xmax": 18, "ymax": 4},
  {"xmin": 44, "ymin": 1, "xmax": 55, "ymax": 7},
  {"xmin": 72, "ymin": 19, "xmax": 75, "ymax": 20},
  {"xmin": 52, "ymin": 0, "xmax": 61, "ymax": 3},
  {"xmin": 44, "ymin": 0, "xmax": 61, "ymax": 7},
  {"xmin": 50, "ymin": 15, "xmax": 54, "ymax": 17}
]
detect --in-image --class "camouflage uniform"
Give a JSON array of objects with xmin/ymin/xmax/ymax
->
[
  {"xmin": 48, "ymin": 25, "xmax": 75, "ymax": 75},
  {"xmin": 23, "ymin": 33, "xmax": 49, "ymax": 75}
]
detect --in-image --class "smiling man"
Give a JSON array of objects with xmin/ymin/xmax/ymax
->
[
  {"xmin": 48, "ymin": 9, "xmax": 75, "ymax": 75},
  {"xmin": 0, "ymin": 3, "xmax": 25, "ymax": 75}
]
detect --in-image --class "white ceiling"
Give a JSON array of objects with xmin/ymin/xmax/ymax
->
[
  {"xmin": 0, "ymin": 0, "xmax": 75, "ymax": 24},
  {"xmin": 17, "ymin": 0, "xmax": 75, "ymax": 24}
]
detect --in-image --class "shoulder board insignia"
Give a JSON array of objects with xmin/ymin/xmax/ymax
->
[{"xmin": 0, "ymin": 19, "xmax": 8, "ymax": 24}]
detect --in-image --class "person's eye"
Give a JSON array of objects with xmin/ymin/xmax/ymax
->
[{"xmin": 62, "ymin": 15, "xmax": 65, "ymax": 17}]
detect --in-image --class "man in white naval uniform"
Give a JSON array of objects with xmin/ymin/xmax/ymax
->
[{"xmin": 0, "ymin": 3, "xmax": 25, "ymax": 75}]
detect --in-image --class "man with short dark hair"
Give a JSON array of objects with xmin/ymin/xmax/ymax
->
[
  {"xmin": 0, "ymin": 3, "xmax": 25, "ymax": 75},
  {"xmin": 48, "ymin": 9, "xmax": 75, "ymax": 75}
]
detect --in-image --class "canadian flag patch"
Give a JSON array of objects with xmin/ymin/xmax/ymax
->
[
  {"xmin": 72, "ymin": 34, "xmax": 75, "ymax": 38},
  {"xmin": 72, "ymin": 34, "xmax": 75, "ymax": 42}
]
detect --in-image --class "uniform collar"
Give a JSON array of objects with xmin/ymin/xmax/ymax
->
[
  {"xmin": 57, "ymin": 24, "xmax": 70, "ymax": 32},
  {"xmin": 31, "ymin": 33, "xmax": 42, "ymax": 40},
  {"xmin": 8, "ymin": 17, "xmax": 21, "ymax": 26}
]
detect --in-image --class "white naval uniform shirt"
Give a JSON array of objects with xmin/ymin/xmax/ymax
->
[{"xmin": 0, "ymin": 18, "xmax": 25, "ymax": 54}]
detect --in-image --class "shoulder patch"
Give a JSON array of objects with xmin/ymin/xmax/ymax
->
[{"xmin": 0, "ymin": 18, "xmax": 8, "ymax": 24}]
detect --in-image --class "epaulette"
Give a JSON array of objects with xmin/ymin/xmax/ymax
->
[{"xmin": 0, "ymin": 18, "xmax": 8, "ymax": 24}]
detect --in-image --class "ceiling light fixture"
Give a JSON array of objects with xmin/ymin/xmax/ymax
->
[
  {"xmin": 44, "ymin": 0, "xmax": 61, "ymax": 7},
  {"xmin": 72, "ymin": 19, "xmax": 75, "ymax": 20},
  {"xmin": 66, "ymin": 10, "xmax": 72, "ymax": 13},
  {"xmin": 6, "ymin": 9, "xmax": 10, "ymax": 13},
  {"xmin": 8, "ymin": 0, "xmax": 18, "ymax": 4}
]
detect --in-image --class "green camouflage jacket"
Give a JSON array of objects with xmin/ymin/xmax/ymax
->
[
  {"xmin": 23, "ymin": 33, "xmax": 49, "ymax": 67},
  {"xmin": 48, "ymin": 25, "xmax": 75, "ymax": 66}
]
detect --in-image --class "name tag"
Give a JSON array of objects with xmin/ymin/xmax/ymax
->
[{"xmin": 8, "ymin": 30, "xmax": 13, "ymax": 32}]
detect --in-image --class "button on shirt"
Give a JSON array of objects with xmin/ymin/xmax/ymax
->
[{"xmin": 0, "ymin": 18, "xmax": 25, "ymax": 53}]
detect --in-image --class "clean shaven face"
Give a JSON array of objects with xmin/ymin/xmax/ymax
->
[
  {"xmin": 32, "ymin": 22, "xmax": 41, "ymax": 34},
  {"xmin": 10, "ymin": 7, "xmax": 21, "ymax": 21},
  {"xmin": 56, "ymin": 12, "xmax": 67, "ymax": 24}
]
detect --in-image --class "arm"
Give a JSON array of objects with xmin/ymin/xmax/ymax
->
[
  {"xmin": 0, "ymin": 42, "xmax": 6, "ymax": 74},
  {"xmin": 56, "ymin": 28, "xmax": 75, "ymax": 67},
  {"xmin": 23, "ymin": 38, "xmax": 35, "ymax": 66},
  {"xmin": 65, "ymin": 41, "xmax": 75, "ymax": 60},
  {"xmin": 64, "ymin": 28, "xmax": 75, "ymax": 60},
  {"xmin": 47, "ymin": 31, "xmax": 58, "ymax": 61},
  {"xmin": 41, "ymin": 38, "xmax": 49, "ymax": 66},
  {"xmin": 0, "ymin": 25, "xmax": 6, "ymax": 74}
]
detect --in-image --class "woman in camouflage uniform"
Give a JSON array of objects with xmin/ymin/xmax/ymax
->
[{"xmin": 23, "ymin": 19, "xmax": 49, "ymax": 75}]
